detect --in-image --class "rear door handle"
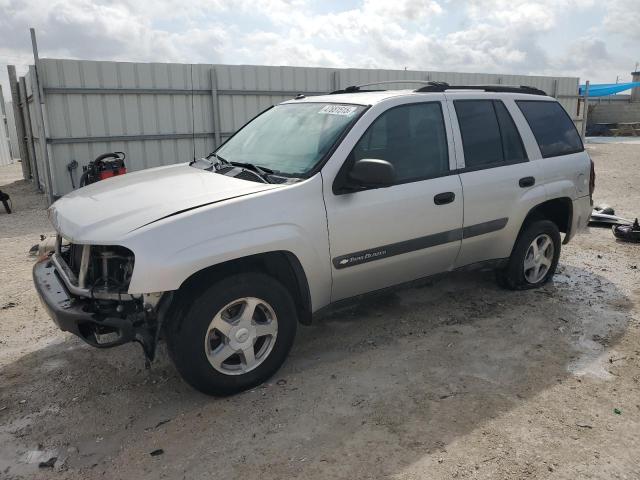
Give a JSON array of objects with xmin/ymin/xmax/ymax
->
[
  {"xmin": 434, "ymin": 192, "xmax": 455, "ymax": 205},
  {"xmin": 519, "ymin": 176, "xmax": 535, "ymax": 188}
]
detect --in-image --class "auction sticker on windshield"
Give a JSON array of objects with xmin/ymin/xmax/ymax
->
[{"xmin": 319, "ymin": 105, "xmax": 358, "ymax": 116}]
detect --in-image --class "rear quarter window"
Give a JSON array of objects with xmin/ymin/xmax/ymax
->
[{"xmin": 516, "ymin": 100, "xmax": 583, "ymax": 158}]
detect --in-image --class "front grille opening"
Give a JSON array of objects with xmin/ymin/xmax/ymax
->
[{"xmin": 60, "ymin": 243, "xmax": 135, "ymax": 292}]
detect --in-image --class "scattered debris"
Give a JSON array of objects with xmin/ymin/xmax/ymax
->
[
  {"xmin": 54, "ymin": 456, "xmax": 69, "ymax": 472},
  {"xmin": 145, "ymin": 419, "xmax": 171, "ymax": 431},
  {"xmin": 612, "ymin": 219, "xmax": 640, "ymax": 243},
  {"xmin": 589, "ymin": 212, "xmax": 632, "ymax": 227},
  {"xmin": 576, "ymin": 422, "xmax": 593, "ymax": 429},
  {"xmin": 150, "ymin": 449, "xmax": 164, "ymax": 457},
  {"xmin": 276, "ymin": 379, "xmax": 287, "ymax": 386},
  {"xmin": 38, "ymin": 457, "xmax": 57, "ymax": 469},
  {"xmin": 154, "ymin": 419, "xmax": 171, "ymax": 429},
  {"xmin": 29, "ymin": 235, "xmax": 57, "ymax": 257},
  {"xmin": 1, "ymin": 302, "xmax": 17, "ymax": 310},
  {"xmin": 594, "ymin": 203, "xmax": 615, "ymax": 215}
]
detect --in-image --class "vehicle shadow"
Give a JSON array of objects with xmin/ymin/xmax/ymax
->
[{"xmin": 0, "ymin": 264, "xmax": 633, "ymax": 479}]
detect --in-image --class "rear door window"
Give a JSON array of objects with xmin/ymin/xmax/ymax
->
[
  {"xmin": 454, "ymin": 100, "xmax": 527, "ymax": 169},
  {"xmin": 516, "ymin": 100, "xmax": 583, "ymax": 158},
  {"xmin": 494, "ymin": 101, "xmax": 527, "ymax": 163}
]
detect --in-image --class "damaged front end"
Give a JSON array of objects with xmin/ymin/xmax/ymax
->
[{"xmin": 33, "ymin": 236, "xmax": 172, "ymax": 366}]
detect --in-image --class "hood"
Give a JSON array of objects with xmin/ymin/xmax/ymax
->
[{"xmin": 50, "ymin": 163, "xmax": 278, "ymax": 242}]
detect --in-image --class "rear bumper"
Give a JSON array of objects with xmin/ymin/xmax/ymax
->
[
  {"xmin": 33, "ymin": 258, "xmax": 138, "ymax": 348},
  {"xmin": 565, "ymin": 195, "xmax": 592, "ymax": 244}
]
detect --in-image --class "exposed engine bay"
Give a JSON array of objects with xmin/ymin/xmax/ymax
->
[
  {"xmin": 37, "ymin": 237, "xmax": 172, "ymax": 365},
  {"xmin": 59, "ymin": 242, "xmax": 135, "ymax": 296}
]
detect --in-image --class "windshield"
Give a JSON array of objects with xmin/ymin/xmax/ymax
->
[{"xmin": 215, "ymin": 103, "xmax": 366, "ymax": 177}]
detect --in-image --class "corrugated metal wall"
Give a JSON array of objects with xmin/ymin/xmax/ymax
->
[
  {"xmin": 5, "ymin": 101, "xmax": 20, "ymax": 162},
  {"xmin": 11, "ymin": 59, "xmax": 580, "ymax": 198},
  {"xmin": 25, "ymin": 68, "xmax": 48, "ymax": 190},
  {"xmin": 0, "ymin": 86, "xmax": 16, "ymax": 167}
]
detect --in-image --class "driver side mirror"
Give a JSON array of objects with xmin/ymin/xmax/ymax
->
[{"xmin": 348, "ymin": 159, "xmax": 396, "ymax": 188}]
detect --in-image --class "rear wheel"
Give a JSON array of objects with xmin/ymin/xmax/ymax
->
[
  {"xmin": 496, "ymin": 219, "xmax": 561, "ymax": 290},
  {"xmin": 166, "ymin": 272, "xmax": 297, "ymax": 395}
]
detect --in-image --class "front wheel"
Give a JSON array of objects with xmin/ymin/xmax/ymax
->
[
  {"xmin": 496, "ymin": 219, "xmax": 561, "ymax": 290},
  {"xmin": 166, "ymin": 273, "xmax": 297, "ymax": 395}
]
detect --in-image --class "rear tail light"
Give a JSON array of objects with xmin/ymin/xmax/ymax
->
[{"xmin": 589, "ymin": 158, "xmax": 596, "ymax": 198}]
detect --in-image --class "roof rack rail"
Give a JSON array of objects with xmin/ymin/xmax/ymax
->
[
  {"xmin": 330, "ymin": 80, "xmax": 437, "ymax": 94},
  {"xmin": 414, "ymin": 82, "xmax": 547, "ymax": 96},
  {"xmin": 329, "ymin": 80, "xmax": 548, "ymax": 96}
]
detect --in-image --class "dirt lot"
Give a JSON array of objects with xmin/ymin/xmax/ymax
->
[{"xmin": 1, "ymin": 144, "xmax": 639, "ymax": 480}]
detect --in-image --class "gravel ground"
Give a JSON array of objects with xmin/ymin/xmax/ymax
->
[{"xmin": 0, "ymin": 145, "xmax": 639, "ymax": 480}]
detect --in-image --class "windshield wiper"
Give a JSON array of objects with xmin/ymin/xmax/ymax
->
[
  {"xmin": 206, "ymin": 152, "xmax": 277, "ymax": 183},
  {"xmin": 229, "ymin": 161, "xmax": 275, "ymax": 176}
]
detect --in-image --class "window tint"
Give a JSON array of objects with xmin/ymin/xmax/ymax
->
[
  {"xmin": 455, "ymin": 100, "xmax": 528, "ymax": 168},
  {"xmin": 516, "ymin": 100, "xmax": 583, "ymax": 158},
  {"xmin": 352, "ymin": 102, "xmax": 449, "ymax": 182},
  {"xmin": 494, "ymin": 101, "xmax": 527, "ymax": 163},
  {"xmin": 454, "ymin": 101, "xmax": 504, "ymax": 168}
]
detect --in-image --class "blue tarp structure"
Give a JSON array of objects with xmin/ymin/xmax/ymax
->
[{"xmin": 579, "ymin": 82, "xmax": 640, "ymax": 97}]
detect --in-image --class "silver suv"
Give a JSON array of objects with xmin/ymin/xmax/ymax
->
[{"xmin": 34, "ymin": 82, "xmax": 594, "ymax": 395}]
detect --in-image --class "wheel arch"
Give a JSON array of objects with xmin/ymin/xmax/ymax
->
[
  {"xmin": 175, "ymin": 250, "xmax": 313, "ymax": 326},
  {"xmin": 521, "ymin": 197, "xmax": 573, "ymax": 244}
]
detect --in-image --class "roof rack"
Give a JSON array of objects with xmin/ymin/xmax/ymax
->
[
  {"xmin": 330, "ymin": 80, "xmax": 437, "ymax": 94},
  {"xmin": 414, "ymin": 82, "xmax": 547, "ymax": 95},
  {"xmin": 330, "ymin": 80, "xmax": 547, "ymax": 96}
]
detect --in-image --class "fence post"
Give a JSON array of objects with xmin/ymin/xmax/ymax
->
[
  {"xmin": 7, "ymin": 66, "xmax": 31, "ymax": 180},
  {"xmin": 210, "ymin": 66, "xmax": 222, "ymax": 148},
  {"xmin": 30, "ymin": 29, "xmax": 55, "ymax": 204},
  {"xmin": 29, "ymin": 65, "xmax": 54, "ymax": 203},
  {"xmin": 581, "ymin": 81, "xmax": 590, "ymax": 140},
  {"xmin": 19, "ymin": 77, "xmax": 40, "ymax": 189},
  {"xmin": 331, "ymin": 70, "xmax": 340, "ymax": 92}
]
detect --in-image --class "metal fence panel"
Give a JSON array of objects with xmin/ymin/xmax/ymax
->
[
  {"xmin": 10, "ymin": 59, "xmax": 580, "ymax": 197},
  {"xmin": 0, "ymin": 86, "xmax": 15, "ymax": 167},
  {"xmin": 5, "ymin": 101, "xmax": 20, "ymax": 162},
  {"xmin": 25, "ymin": 67, "xmax": 48, "ymax": 191}
]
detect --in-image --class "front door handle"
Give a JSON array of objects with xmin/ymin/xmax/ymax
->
[
  {"xmin": 434, "ymin": 192, "xmax": 455, "ymax": 205},
  {"xmin": 519, "ymin": 176, "xmax": 535, "ymax": 188}
]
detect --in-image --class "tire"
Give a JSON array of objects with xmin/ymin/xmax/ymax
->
[
  {"xmin": 496, "ymin": 219, "xmax": 561, "ymax": 290},
  {"xmin": 166, "ymin": 272, "xmax": 297, "ymax": 396}
]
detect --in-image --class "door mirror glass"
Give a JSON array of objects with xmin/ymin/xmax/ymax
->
[{"xmin": 348, "ymin": 159, "xmax": 396, "ymax": 187}]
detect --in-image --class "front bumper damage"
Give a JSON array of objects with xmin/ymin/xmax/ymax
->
[{"xmin": 33, "ymin": 256, "xmax": 172, "ymax": 365}]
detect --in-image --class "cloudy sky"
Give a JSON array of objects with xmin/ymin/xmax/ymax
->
[{"xmin": 1, "ymin": 0, "xmax": 639, "ymax": 97}]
